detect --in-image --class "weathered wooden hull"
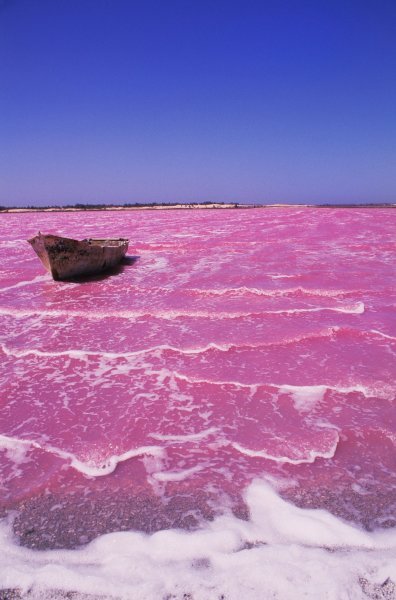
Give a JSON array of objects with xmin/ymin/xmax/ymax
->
[{"xmin": 28, "ymin": 233, "xmax": 129, "ymax": 280}]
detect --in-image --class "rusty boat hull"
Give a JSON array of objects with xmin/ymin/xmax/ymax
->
[{"xmin": 28, "ymin": 233, "xmax": 129, "ymax": 280}]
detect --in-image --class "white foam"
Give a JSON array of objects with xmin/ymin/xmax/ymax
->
[
  {"xmin": 279, "ymin": 384, "xmax": 328, "ymax": 411},
  {"xmin": 270, "ymin": 301, "xmax": 365, "ymax": 315},
  {"xmin": 278, "ymin": 383, "xmax": 373, "ymax": 412},
  {"xmin": 244, "ymin": 480, "xmax": 394, "ymax": 548},
  {"xmin": 149, "ymin": 427, "xmax": 218, "ymax": 443},
  {"xmin": 146, "ymin": 255, "xmax": 169, "ymax": 271},
  {"xmin": 152, "ymin": 465, "xmax": 203, "ymax": 482},
  {"xmin": 1, "ymin": 436, "xmax": 29, "ymax": 465},
  {"xmin": 0, "ymin": 434, "xmax": 164, "ymax": 477},
  {"xmin": 1, "ymin": 480, "xmax": 395, "ymax": 599}
]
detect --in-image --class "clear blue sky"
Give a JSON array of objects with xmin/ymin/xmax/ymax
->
[{"xmin": 1, "ymin": 0, "xmax": 395, "ymax": 206}]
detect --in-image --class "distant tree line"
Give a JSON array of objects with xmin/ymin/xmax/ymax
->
[{"xmin": 0, "ymin": 201, "xmax": 241, "ymax": 210}]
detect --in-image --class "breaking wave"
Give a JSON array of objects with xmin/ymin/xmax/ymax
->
[
  {"xmin": 0, "ymin": 434, "xmax": 164, "ymax": 477},
  {"xmin": 0, "ymin": 301, "xmax": 365, "ymax": 320}
]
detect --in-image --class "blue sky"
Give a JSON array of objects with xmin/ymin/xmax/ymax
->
[{"xmin": 1, "ymin": 0, "xmax": 395, "ymax": 206}]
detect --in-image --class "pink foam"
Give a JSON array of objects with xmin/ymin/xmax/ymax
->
[{"xmin": 0, "ymin": 207, "xmax": 395, "ymax": 531}]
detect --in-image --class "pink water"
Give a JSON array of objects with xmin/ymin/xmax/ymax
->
[{"xmin": 0, "ymin": 208, "xmax": 395, "ymax": 586}]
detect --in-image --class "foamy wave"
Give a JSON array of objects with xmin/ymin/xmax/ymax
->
[
  {"xmin": 185, "ymin": 286, "xmax": 355, "ymax": 298},
  {"xmin": 370, "ymin": 329, "xmax": 396, "ymax": 341},
  {"xmin": 0, "ymin": 301, "xmax": 365, "ymax": 320},
  {"xmin": 0, "ymin": 342, "xmax": 235, "ymax": 360},
  {"xmin": 163, "ymin": 370, "xmax": 388, "ymax": 399},
  {"xmin": 1, "ymin": 480, "xmax": 395, "ymax": 599},
  {"xmin": 273, "ymin": 301, "xmax": 365, "ymax": 315},
  {"xmin": 0, "ymin": 434, "xmax": 164, "ymax": 477},
  {"xmin": 0, "ymin": 274, "xmax": 49, "ymax": 293},
  {"xmin": 231, "ymin": 433, "xmax": 339, "ymax": 465},
  {"xmin": 2, "ymin": 325, "xmax": 378, "ymax": 363},
  {"xmin": 3, "ymin": 344, "xmax": 383, "ymax": 402}
]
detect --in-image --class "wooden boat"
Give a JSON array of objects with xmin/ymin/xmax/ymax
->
[{"xmin": 27, "ymin": 233, "xmax": 129, "ymax": 280}]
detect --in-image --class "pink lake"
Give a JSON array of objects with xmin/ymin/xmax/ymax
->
[{"xmin": 0, "ymin": 207, "xmax": 395, "ymax": 599}]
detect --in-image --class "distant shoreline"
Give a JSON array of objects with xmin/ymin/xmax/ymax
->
[
  {"xmin": 0, "ymin": 202, "xmax": 395, "ymax": 213},
  {"xmin": 1, "ymin": 202, "xmax": 240, "ymax": 213}
]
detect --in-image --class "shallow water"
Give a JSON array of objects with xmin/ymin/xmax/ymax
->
[{"xmin": 0, "ymin": 207, "xmax": 395, "ymax": 598}]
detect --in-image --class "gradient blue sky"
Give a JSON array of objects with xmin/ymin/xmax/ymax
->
[{"xmin": 1, "ymin": 0, "xmax": 395, "ymax": 206}]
